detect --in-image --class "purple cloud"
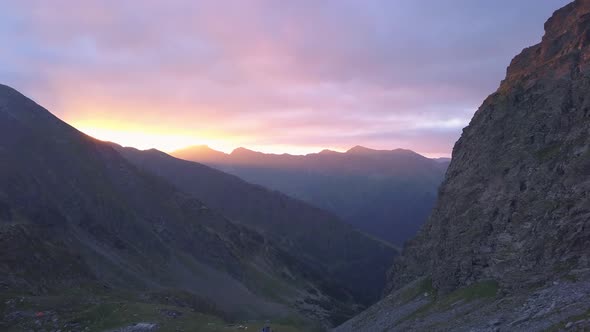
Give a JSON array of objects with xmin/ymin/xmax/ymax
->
[{"xmin": 1, "ymin": 0, "xmax": 570, "ymax": 156}]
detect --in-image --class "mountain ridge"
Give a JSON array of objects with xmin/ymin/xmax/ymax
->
[
  {"xmin": 172, "ymin": 145, "xmax": 448, "ymax": 245},
  {"xmin": 0, "ymin": 83, "xmax": 394, "ymax": 329},
  {"xmin": 335, "ymin": 1, "xmax": 590, "ymax": 330},
  {"xmin": 174, "ymin": 144, "xmax": 442, "ymax": 160},
  {"xmin": 116, "ymin": 144, "xmax": 397, "ymax": 307}
]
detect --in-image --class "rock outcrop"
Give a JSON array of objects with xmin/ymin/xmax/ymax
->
[
  {"xmin": 392, "ymin": 0, "xmax": 590, "ymax": 295},
  {"xmin": 335, "ymin": 1, "xmax": 590, "ymax": 330}
]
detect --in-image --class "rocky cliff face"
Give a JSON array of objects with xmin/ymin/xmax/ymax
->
[
  {"xmin": 391, "ymin": 0, "xmax": 590, "ymax": 294},
  {"xmin": 335, "ymin": 1, "xmax": 590, "ymax": 330}
]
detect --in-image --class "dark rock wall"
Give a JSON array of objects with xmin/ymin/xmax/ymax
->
[{"xmin": 390, "ymin": 0, "xmax": 590, "ymax": 294}]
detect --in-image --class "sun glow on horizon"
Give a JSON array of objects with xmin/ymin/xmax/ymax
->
[
  {"xmin": 71, "ymin": 121, "xmax": 338, "ymax": 156},
  {"xmin": 72, "ymin": 122, "xmax": 234, "ymax": 153},
  {"xmin": 71, "ymin": 121, "xmax": 451, "ymax": 159}
]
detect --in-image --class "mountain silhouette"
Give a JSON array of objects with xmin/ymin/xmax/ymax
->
[
  {"xmin": 0, "ymin": 84, "xmax": 394, "ymax": 328},
  {"xmin": 173, "ymin": 145, "xmax": 448, "ymax": 245},
  {"xmin": 117, "ymin": 145, "xmax": 396, "ymax": 307}
]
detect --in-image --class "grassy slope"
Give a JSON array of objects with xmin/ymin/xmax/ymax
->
[
  {"xmin": 0, "ymin": 84, "xmax": 363, "ymax": 328},
  {"xmin": 0, "ymin": 285, "xmax": 326, "ymax": 332},
  {"xmin": 334, "ymin": 277, "xmax": 500, "ymax": 331},
  {"xmin": 117, "ymin": 147, "xmax": 397, "ymax": 306}
]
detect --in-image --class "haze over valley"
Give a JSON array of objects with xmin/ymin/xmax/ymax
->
[{"xmin": 172, "ymin": 145, "xmax": 449, "ymax": 246}]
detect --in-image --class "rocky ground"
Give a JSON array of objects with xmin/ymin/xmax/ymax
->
[{"xmin": 334, "ymin": 269, "xmax": 590, "ymax": 331}]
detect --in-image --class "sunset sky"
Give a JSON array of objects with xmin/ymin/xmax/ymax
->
[{"xmin": 2, "ymin": 0, "xmax": 569, "ymax": 157}]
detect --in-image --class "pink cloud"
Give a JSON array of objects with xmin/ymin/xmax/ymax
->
[{"xmin": 1, "ymin": 0, "xmax": 570, "ymax": 156}]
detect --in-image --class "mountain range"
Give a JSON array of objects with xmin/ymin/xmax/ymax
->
[
  {"xmin": 115, "ymin": 145, "xmax": 395, "ymax": 307},
  {"xmin": 2, "ymin": 1, "xmax": 588, "ymax": 331},
  {"xmin": 0, "ymin": 83, "xmax": 395, "ymax": 331},
  {"xmin": 172, "ymin": 145, "xmax": 449, "ymax": 245}
]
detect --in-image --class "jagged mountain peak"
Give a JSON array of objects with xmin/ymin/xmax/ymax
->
[
  {"xmin": 500, "ymin": 0, "xmax": 590, "ymax": 92},
  {"xmin": 543, "ymin": 0, "xmax": 590, "ymax": 42}
]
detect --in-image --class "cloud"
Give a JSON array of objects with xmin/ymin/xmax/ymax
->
[{"xmin": 1, "ymin": 0, "xmax": 570, "ymax": 156}]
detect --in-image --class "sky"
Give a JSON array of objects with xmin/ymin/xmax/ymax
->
[{"xmin": 1, "ymin": 0, "xmax": 570, "ymax": 157}]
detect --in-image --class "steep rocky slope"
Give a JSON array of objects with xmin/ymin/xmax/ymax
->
[
  {"xmin": 172, "ymin": 145, "xmax": 448, "ymax": 245},
  {"xmin": 335, "ymin": 1, "xmax": 590, "ymax": 330},
  {"xmin": 0, "ymin": 83, "xmax": 383, "ymax": 330}
]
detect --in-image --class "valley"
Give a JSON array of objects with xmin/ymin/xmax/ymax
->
[
  {"xmin": 0, "ymin": 84, "xmax": 394, "ymax": 330},
  {"xmin": 2, "ymin": 0, "xmax": 589, "ymax": 331},
  {"xmin": 172, "ymin": 145, "xmax": 448, "ymax": 246}
]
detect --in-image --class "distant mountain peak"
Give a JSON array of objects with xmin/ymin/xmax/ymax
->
[
  {"xmin": 346, "ymin": 145, "xmax": 376, "ymax": 154},
  {"xmin": 318, "ymin": 149, "xmax": 341, "ymax": 155},
  {"xmin": 346, "ymin": 146, "xmax": 420, "ymax": 157},
  {"xmin": 230, "ymin": 147, "xmax": 258, "ymax": 155},
  {"xmin": 171, "ymin": 144, "xmax": 228, "ymax": 163},
  {"xmin": 193, "ymin": 144, "xmax": 213, "ymax": 150},
  {"xmin": 179, "ymin": 144, "xmax": 217, "ymax": 152}
]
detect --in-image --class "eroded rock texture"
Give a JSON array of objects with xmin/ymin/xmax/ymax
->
[{"xmin": 391, "ymin": 0, "xmax": 590, "ymax": 295}]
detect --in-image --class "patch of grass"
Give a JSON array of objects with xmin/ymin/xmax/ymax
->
[
  {"xmin": 0, "ymin": 288, "xmax": 323, "ymax": 332},
  {"xmin": 562, "ymin": 274, "xmax": 579, "ymax": 283},
  {"xmin": 440, "ymin": 280, "xmax": 499, "ymax": 306},
  {"xmin": 398, "ymin": 277, "xmax": 436, "ymax": 304},
  {"xmin": 242, "ymin": 265, "xmax": 297, "ymax": 302},
  {"xmin": 401, "ymin": 280, "xmax": 499, "ymax": 323},
  {"xmin": 71, "ymin": 301, "xmax": 145, "ymax": 330},
  {"xmin": 553, "ymin": 258, "xmax": 578, "ymax": 274},
  {"xmin": 546, "ymin": 309, "xmax": 590, "ymax": 332},
  {"xmin": 535, "ymin": 144, "xmax": 561, "ymax": 161},
  {"xmin": 539, "ymin": 199, "xmax": 559, "ymax": 213}
]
